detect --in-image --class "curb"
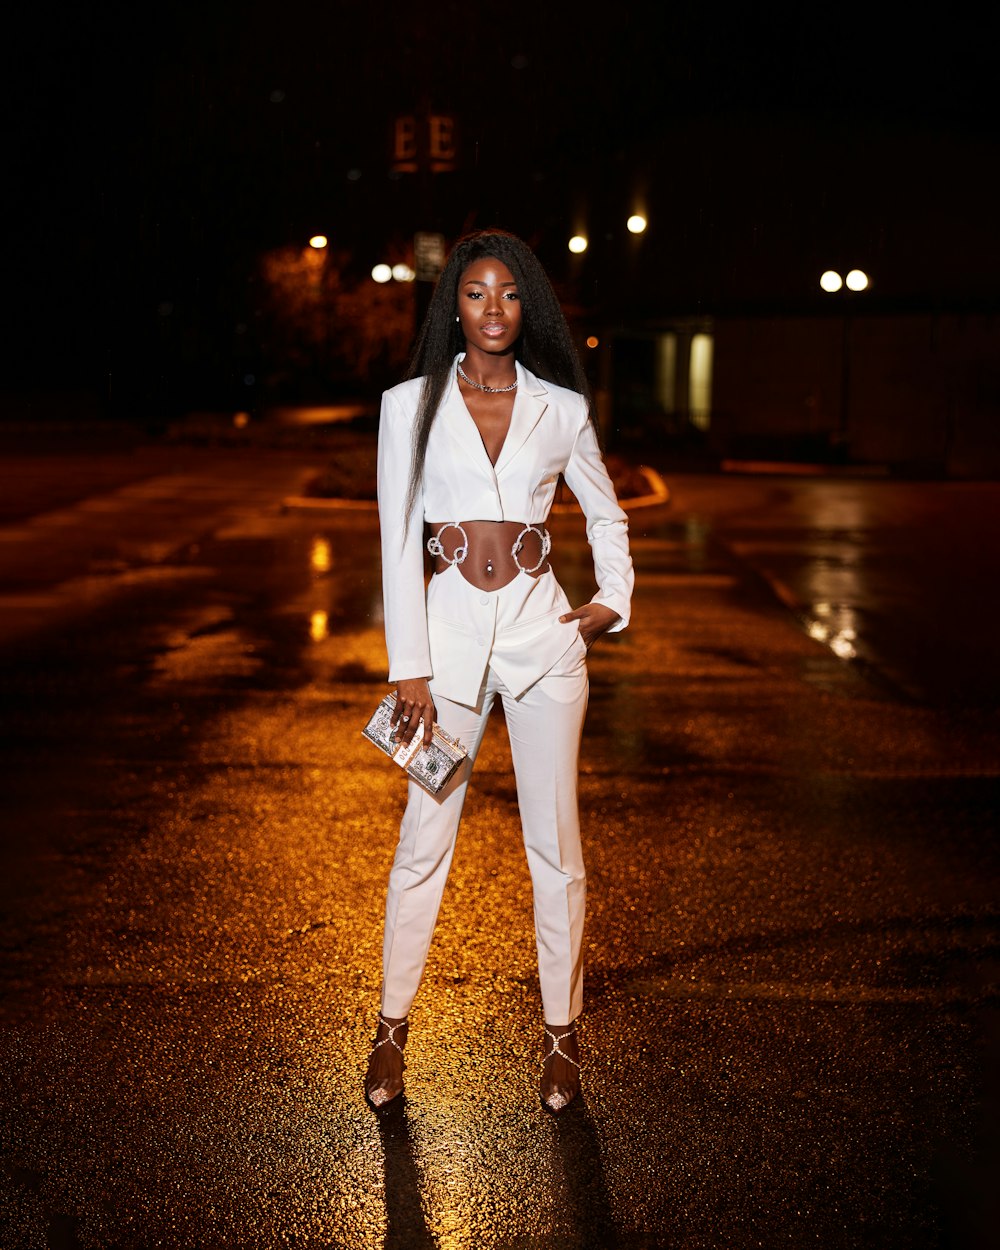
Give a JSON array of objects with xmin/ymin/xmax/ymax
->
[
  {"xmin": 720, "ymin": 459, "xmax": 890, "ymax": 478},
  {"xmin": 281, "ymin": 465, "xmax": 670, "ymax": 515}
]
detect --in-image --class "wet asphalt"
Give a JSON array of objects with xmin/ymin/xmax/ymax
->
[{"xmin": 0, "ymin": 444, "xmax": 997, "ymax": 1249}]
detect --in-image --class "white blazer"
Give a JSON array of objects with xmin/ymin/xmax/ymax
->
[{"xmin": 377, "ymin": 357, "xmax": 634, "ymax": 706}]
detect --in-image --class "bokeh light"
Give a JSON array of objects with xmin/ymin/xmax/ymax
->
[
  {"xmin": 568, "ymin": 235, "xmax": 588, "ymax": 254},
  {"xmin": 626, "ymin": 215, "xmax": 647, "ymax": 234},
  {"xmin": 310, "ymin": 538, "xmax": 332, "ymax": 574},
  {"xmin": 309, "ymin": 235, "xmax": 328, "ymax": 249},
  {"xmin": 820, "ymin": 270, "xmax": 843, "ymax": 292},
  {"xmin": 846, "ymin": 269, "xmax": 870, "ymax": 291},
  {"xmin": 371, "ymin": 264, "xmax": 392, "ymax": 283},
  {"xmin": 391, "ymin": 264, "xmax": 416, "ymax": 282},
  {"xmin": 586, "ymin": 335, "xmax": 599, "ymax": 349}
]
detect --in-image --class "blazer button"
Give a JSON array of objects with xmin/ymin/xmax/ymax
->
[
  {"xmin": 476, "ymin": 636, "xmax": 486, "ymax": 646},
  {"xmin": 479, "ymin": 594, "xmax": 490, "ymax": 605}
]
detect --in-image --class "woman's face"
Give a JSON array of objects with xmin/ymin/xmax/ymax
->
[{"xmin": 456, "ymin": 257, "xmax": 522, "ymax": 357}]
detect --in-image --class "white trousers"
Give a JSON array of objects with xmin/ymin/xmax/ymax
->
[{"xmin": 380, "ymin": 648, "xmax": 589, "ymax": 1024}]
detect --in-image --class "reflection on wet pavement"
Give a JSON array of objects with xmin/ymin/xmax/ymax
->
[
  {"xmin": 805, "ymin": 601, "xmax": 858, "ymax": 659},
  {"xmin": 666, "ymin": 476, "xmax": 1000, "ymax": 707}
]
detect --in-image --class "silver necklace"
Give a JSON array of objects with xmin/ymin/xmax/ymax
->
[{"xmin": 457, "ymin": 363, "xmax": 518, "ymax": 394}]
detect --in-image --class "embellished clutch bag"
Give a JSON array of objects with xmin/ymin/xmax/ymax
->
[{"xmin": 362, "ymin": 693, "xmax": 468, "ymax": 796}]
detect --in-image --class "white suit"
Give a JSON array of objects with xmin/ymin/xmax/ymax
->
[{"xmin": 376, "ymin": 357, "xmax": 634, "ymax": 1023}]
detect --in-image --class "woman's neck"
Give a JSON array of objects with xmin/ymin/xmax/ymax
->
[{"xmin": 458, "ymin": 349, "xmax": 517, "ymax": 389}]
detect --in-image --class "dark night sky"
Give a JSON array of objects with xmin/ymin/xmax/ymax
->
[{"xmin": 7, "ymin": 2, "xmax": 1000, "ymax": 408}]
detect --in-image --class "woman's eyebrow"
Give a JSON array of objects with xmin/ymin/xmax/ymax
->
[{"xmin": 462, "ymin": 279, "xmax": 518, "ymax": 286}]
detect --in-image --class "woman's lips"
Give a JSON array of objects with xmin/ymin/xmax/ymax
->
[{"xmin": 480, "ymin": 323, "xmax": 507, "ymax": 337}]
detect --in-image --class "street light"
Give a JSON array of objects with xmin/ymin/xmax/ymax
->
[
  {"xmin": 820, "ymin": 269, "xmax": 870, "ymax": 294},
  {"xmin": 371, "ymin": 264, "xmax": 392, "ymax": 283},
  {"xmin": 820, "ymin": 266, "xmax": 872, "ymax": 456},
  {"xmin": 568, "ymin": 235, "xmax": 588, "ymax": 254},
  {"xmin": 626, "ymin": 214, "xmax": 647, "ymax": 234},
  {"xmin": 309, "ymin": 235, "xmax": 328, "ymax": 250}
]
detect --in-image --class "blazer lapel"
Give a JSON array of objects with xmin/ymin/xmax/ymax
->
[
  {"xmin": 439, "ymin": 358, "xmax": 549, "ymax": 477},
  {"xmin": 439, "ymin": 369, "xmax": 495, "ymax": 473},
  {"xmin": 494, "ymin": 362, "xmax": 548, "ymax": 475}
]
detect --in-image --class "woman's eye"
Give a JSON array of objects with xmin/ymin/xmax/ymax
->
[
  {"xmin": 467, "ymin": 291, "xmax": 484, "ymax": 300},
  {"xmin": 503, "ymin": 291, "xmax": 520, "ymax": 300}
]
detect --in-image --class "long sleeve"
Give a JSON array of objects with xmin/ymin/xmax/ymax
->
[
  {"xmin": 561, "ymin": 416, "xmax": 634, "ymax": 631},
  {"xmin": 376, "ymin": 388, "xmax": 433, "ymax": 681}
]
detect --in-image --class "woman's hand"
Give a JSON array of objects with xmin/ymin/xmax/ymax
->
[
  {"xmin": 559, "ymin": 602, "xmax": 620, "ymax": 650},
  {"xmin": 391, "ymin": 678, "xmax": 436, "ymax": 748}
]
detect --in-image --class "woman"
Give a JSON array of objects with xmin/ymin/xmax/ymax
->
[{"xmin": 366, "ymin": 229, "xmax": 633, "ymax": 1113}]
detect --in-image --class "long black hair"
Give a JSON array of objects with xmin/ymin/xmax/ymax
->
[{"xmin": 402, "ymin": 229, "xmax": 596, "ymax": 523}]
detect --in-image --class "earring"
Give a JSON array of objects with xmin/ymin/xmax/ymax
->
[{"xmin": 455, "ymin": 315, "xmax": 460, "ymax": 322}]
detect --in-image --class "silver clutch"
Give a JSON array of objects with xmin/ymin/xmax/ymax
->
[{"xmin": 362, "ymin": 692, "xmax": 468, "ymax": 795}]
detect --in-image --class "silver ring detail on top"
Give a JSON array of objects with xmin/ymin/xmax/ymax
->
[
  {"xmin": 511, "ymin": 524, "xmax": 552, "ymax": 574},
  {"xmin": 427, "ymin": 521, "xmax": 469, "ymax": 565}
]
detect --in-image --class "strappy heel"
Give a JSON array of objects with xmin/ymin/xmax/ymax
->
[
  {"xmin": 540, "ymin": 1021, "xmax": 581, "ymax": 1113},
  {"xmin": 364, "ymin": 1015, "xmax": 408, "ymax": 1109}
]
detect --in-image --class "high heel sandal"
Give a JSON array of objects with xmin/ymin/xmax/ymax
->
[
  {"xmin": 364, "ymin": 1015, "xmax": 408, "ymax": 1109},
  {"xmin": 539, "ymin": 1022, "xmax": 581, "ymax": 1114}
]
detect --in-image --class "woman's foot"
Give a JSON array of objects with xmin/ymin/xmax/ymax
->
[
  {"xmin": 539, "ymin": 1021, "xmax": 580, "ymax": 1113},
  {"xmin": 364, "ymin": 1015, "xmax": 408, "ymax": 1109}
]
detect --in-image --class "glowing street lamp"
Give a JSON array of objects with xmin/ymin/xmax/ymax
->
[
  {"xmin": 568, "ymin": 235, "xmax": 588, "ymax": 254},
  {"xmin": 821, "ymin": 269, "xmax": 870, "ymax": 294},
  {"xmin": 820, "ymin": 266, "xmax": 872, "ymax": 451},
  {"xmin": 309, "ymin": 235, "xmax": 328, "ymax": 249},
  {"xmin": 371, "ymin": 263, "xmax": 392, "ymax": 283},
  {"xmin": 626, "ymin": 214, "xmax": 647, "ymax": 234}
]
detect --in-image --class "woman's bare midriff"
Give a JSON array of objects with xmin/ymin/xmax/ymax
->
[{"xmin": 427, "ymin": 520, "xmax": 550, "ymax": 590}]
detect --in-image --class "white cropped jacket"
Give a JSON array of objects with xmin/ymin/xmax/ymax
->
[{"xmin": 377, "ymin": 358, "xmax": 634, "ymax": 706}]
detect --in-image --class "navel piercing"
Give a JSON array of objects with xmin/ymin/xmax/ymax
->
[{"xmin": 486, "ymin": 559, "xmax": 494, "ymax": 576}]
